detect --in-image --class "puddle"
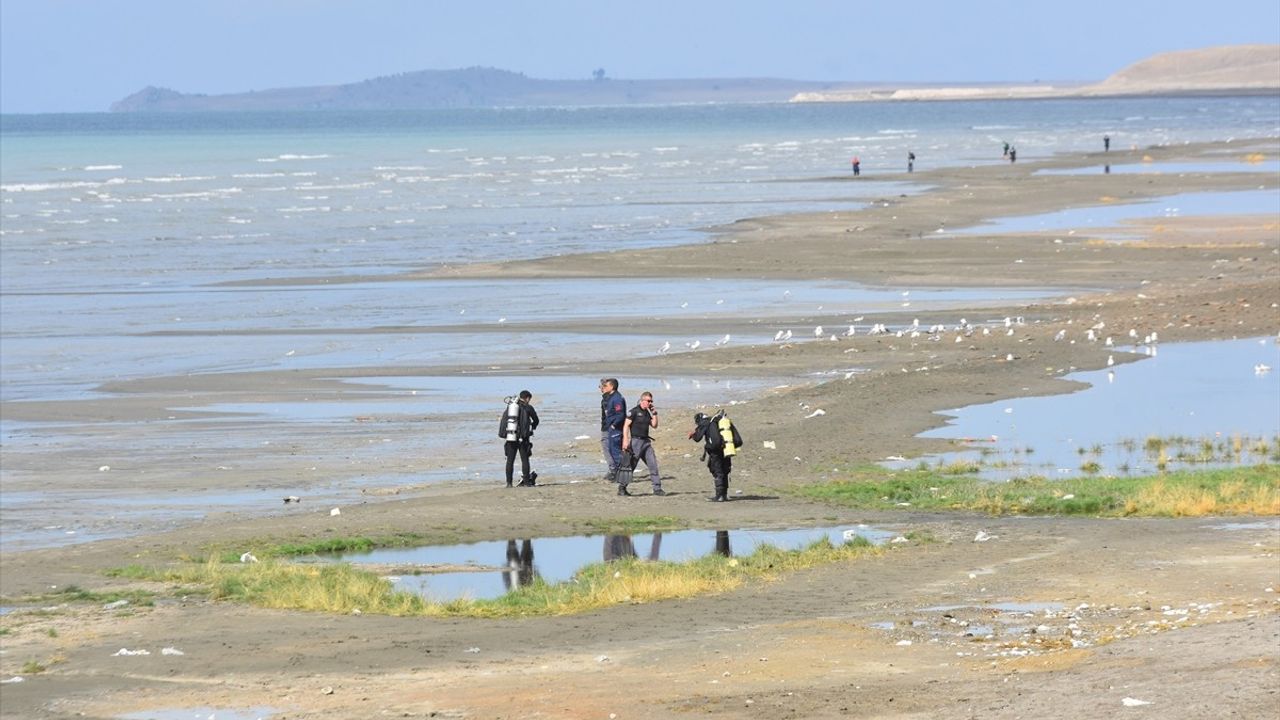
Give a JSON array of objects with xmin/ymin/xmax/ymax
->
[
  {"xmin": 952, "ymin": 189, "xmax": 1280, "ymax": 236},
  {"xmin": 1035, "ymin": 160, "xmax": 1280, "ymax": 176},
  {"xmin": 1203, "ymin": 519, "xmax": 1280, "ymax": 532},
  {"xmin": 919, "ymin": 602, "xmax": 1065, "ymax": 613},
  {"xmin": 117, "ymin": 707, "xmax": 278, "ymax": 720},
  {"xmin": 887, "ymin": 337, "xmax": 1280, "ymax": 480},
  {"xmin": 318, "ymin": 524, "xmax": 896, "ymax": 601}
]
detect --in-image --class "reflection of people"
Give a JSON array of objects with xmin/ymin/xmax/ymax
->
[
  {"xmin": 713, "ymin": 530, "xmax": 731, "ymax": 557},
  {"xmin": 599, "ymin": 378, "xmax": 627, "ymax": 482},
  {"xmin": 622, "ymin": 391, "xmax": 664, "ymax": 495},
  {"xmin": 499, "ymin": 390, "xmax": 540, "ymax": 487},
  {"xmin": 502, "ymin": 539, "xmax": 539, "ymax": 591},
  {"xmin": 603, "ymin": 533, "xmax": 664, "ymax": 561},
  {"xmin": 604, "ymin": 534, "xmax": 637, "ymax": 561}
]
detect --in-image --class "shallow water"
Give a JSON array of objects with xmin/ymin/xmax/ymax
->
[
  {"xmin": 117, "ymin": 707, "xmax": 277, "ymax": 720},
  {"xmin": 889, "ymin": 336, "xmax": 1280, "ymax": 480},
  {"xmin": 321, "ymin": 524, "xmax": 896, "ymax": 601},
  {"xmin": 952, "ymin": 188, "xmax": 1280, "ymax": 236},
  {"xmin": 1034, "ymin": 159, "xmax": 1280, "ymax": 176}
]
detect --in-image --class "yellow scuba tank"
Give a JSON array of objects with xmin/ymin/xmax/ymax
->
[{"xmin": 717, "ymin": 415, "xmax": 736, "ymax": 456}]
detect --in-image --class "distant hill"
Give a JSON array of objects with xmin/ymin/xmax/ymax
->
[
  {"xmin": 109, "ymin": 67, "xmax": 871, "ymax": 112},
  {"xmin": 1083, "ymin": 44, "xmax": 1280, "ymax": 95},
  {"xmin": 793, "ymin": 45, "xmax": 1278, "ymax": 103},
  {"xmin": 111, "ymin": 46, "xmax": 1279, "ymax": 112}
]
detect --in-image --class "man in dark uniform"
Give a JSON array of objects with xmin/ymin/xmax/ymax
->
[
  {"xmin": 621, "ymin": 391, "xmax": 664, "ymax": 496},
  {"xmin": 599, "ymin": 378, "xmax": 626, "ymax": 482}
]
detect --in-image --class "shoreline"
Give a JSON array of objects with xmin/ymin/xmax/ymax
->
[{"xmin": 1, "ymin": 135, "xmax": 1278, "ymax": 718}]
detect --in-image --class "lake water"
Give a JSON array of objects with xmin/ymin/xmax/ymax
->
[
  {"xmin": 889, "ymin": 336, "xmax": 1280, "ymax": 480},
  {"xmin": 2, "ymin": 98, "xmax": 1277, "ymax": 549}
]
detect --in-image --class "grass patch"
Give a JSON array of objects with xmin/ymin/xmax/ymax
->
[
  {"xmin": 114, "ymin": 537, "xmax": 882, "ymax": 619},
  {"xmin": 199, "ymin": 533, "xmax": 434, "ymax": 563},
  {"xmin": 17, "ymin": 585, "xmax": 157, "ymax": 607},
  {"xmin": 577, "ymin": 515, "xmax": 689, "ymax": 534},
  {"xmin": 20, "ymin": 660, "xmax": 46, "ymax": 674},
  {"xmin": 795, "ymin": 464, "xmax": 1280, "ymax": 517}
]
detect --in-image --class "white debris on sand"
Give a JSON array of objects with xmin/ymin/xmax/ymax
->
[
  {"xmin": 112, "ymin": 648, "xmax": 150, "ymax": 656},
  {"xmin": 973, "ymin": 530, "xmax": 997, "ymax": 542},
  {"xmin": 1122, "ymin": 697, "xmax": 1153, "ymax": 707}
]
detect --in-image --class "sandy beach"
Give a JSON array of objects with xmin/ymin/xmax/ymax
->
[{"xmin": 1, "ymin": 137, "xmax": 1278, "ymax": 719}]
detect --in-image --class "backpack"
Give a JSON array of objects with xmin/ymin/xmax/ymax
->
[{"xmin": 702, "ymin": 411, "xmax": 743, "ymax": 456}]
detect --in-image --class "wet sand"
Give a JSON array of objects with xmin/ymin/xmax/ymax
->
[{"xmin": 1, "ymin": 137, "xmax": 1278, "ymax": 719}]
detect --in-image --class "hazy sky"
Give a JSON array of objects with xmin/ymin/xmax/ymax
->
[{"xmin": 3, "ymin": 0, "xmax": 1278, "ymax": 113}]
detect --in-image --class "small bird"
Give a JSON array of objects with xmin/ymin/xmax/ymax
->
[
  {"xmin": 689, "ymin": 340, "xmax": 701, "ymax": 350},
  {"xmin": 774, "ymin": 330, "xmax": 785, "ymax": 342},
  {"xmin": 1256, "ymin": 363, "xmax": 1272, "ymax": 375},
  {"xmin": 1054, "ymin": 329, "xmax": 1066, "ymax": 342},
  {"xmin": 715, "ymin": 334, "xmax": 731, "ymax": 347},
  {"xmin": 814, "ymin": 325, "xmax": 824, "ymax": 337},
  {"xmin": 1107, "ymin": 355, "xmax": 1114, "ymax": 367},
  {"xmin": 658, "ymin": 341, "xmax": 671, "ymax": 354},
  {"xmin": 781, "ymin": 329, "xmax": 792, "ymax": 341},
  {"xmin": 283, "ymin": 495, "xmax": 301, "ymax": 504}
]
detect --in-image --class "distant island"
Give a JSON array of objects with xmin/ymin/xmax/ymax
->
[{"xmin": 111, "ymin": 45, "xmax": 1279, "ymax": 112}]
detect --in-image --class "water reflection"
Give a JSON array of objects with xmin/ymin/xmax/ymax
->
[
  {"xmin": 329, "ymin": 524, "xmax": 894, "ymax": 601},
  {"xmin": 502, "ymin": 539, "xmax": 539, "ymax": 592},
  {"xmin": 885, "ymin": 337, "xmax": 1279, "ymax": 480}
]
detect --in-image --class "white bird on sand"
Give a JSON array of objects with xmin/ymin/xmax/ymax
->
[
  {"xmin": 688, "ymin": 340, "xmax": 701, "ymax": 351},
  {"xmin": 1129, "ymin": 328, "xmax": 1138, "ymax": 339},
  {"xmin": 1107, "ymin": 354, "xmax": 1114, "ymax": 367},
  {"xmin": 774, "ymin": 330, "xmax": 785, "ymax": 342},
  {"xmin": 715, "ymin": 334, "xmax": 731, "ymax": 347},
  {"xmin": 781, "ymin": 329, "xmax": 793, "ymax": 341},
  {"xmin": 658, "ymin": 341, "xmax": 671, "ymax": 354},
  {"xmin": 1054, "ymin": 329, "xmax": 1066, "ymax": 342},
  {"xmin": 843, "ymin": 325, "xmax": 857, "ymax": 337},
  {"xmin": 1105, "ymin": 336, "xmax": 1114, "ymax": 347},
  {"xmin": 814, "ymin": 325, "xmax": 824, "ymax": 337}
]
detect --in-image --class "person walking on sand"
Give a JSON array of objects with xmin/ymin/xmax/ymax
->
[
  {"xmin": 1008, "ymin": 147, "xmax": 1017, "ymax": 163},
  {"xmin": 621, "ymin": 391, "xmax": 664, "ymax": 496},
  {"xmin": 499, "ymin": 390, "xmax": 539, "ymax": 487},
  {"xmin": 689, "ymin": 410, "xmax": 743, "ymax": 502},
  {"xmin": 851, "ymin": 156, "xmax": 861, "ymax": 176},
  {"xmin": 907, "ymin": 151, "xmax": 915, "ymax": 173},
  {"xmin": 599, "ymin": 378, "xmax": 627, "ymax": 482}
]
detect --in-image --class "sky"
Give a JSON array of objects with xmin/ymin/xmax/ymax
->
[{"xmin": 2, "ymin": 0, "xmax": 1278, "ymax": 114}]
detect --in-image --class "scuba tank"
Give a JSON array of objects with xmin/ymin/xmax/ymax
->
[
  {"xmin": 716, "ymin": 413, "xmax": 737, "ymax": 456},
  {"xmin": 504, "ymin": 396, "xmax": 520, "ymax": 441}
]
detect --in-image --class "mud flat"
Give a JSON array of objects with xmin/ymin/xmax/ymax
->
[{"xmin": 1, "ymin": 137, "xmax": 1278, "ymax": 719}]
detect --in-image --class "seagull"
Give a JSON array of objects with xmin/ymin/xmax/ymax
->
[
  {"xmin": 283, "ymin": 495, "xmax": 301, "ymax": 504},
  {"xmin": 1256, "ymin": 364, "xmax": 1272, "ymax": 375},
  {"xmin": 658, "ymin": 341, "xmax": 671, "ymax": 354},
  {"xmin": 715, "ymin": 334, "xmax": 731, "ymax": 347},
  {"xmin": 1105, "ymin": 336, "xmax": 1114, "ymax": 347},
  {"xmin": 774, "ymin": 330, "xmax": 785, "ymax": 342},
  {"xmin": 689, "ymin": 340, "xmax": 701, "ymax": 350},
  {"xmin": 781, "ymin": 329, "xmax": 792, "ymax": 341},
  {"xmin": 1107, "ymin": 354, "xmax": 1114, "ymax": 367},
  {"xmin": 814, "ymin": 325, "xmax": 824, "ymax": 337},
  {"xmin": 1054, "ymin": 329, "xmax": 1066, "ymax": 342}
]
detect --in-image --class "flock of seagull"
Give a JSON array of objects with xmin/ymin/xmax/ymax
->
[{"xmin": 655, "ymin": 315, "xmax": 1171, "ymax": 358}]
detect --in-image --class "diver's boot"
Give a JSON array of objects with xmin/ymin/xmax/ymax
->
[
  {"xmin": 617, "ymin": 483, "xmax": 631, "ymax": 496},
  {"xmin": 715, "ymin": 477, "xmax": 729, "ymax": 502}
]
